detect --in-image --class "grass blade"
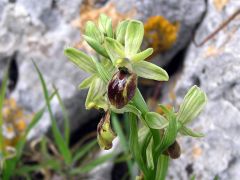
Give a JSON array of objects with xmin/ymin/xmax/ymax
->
[
  {"xmin": 53, "ymin": 86, "xmax": 70, "ymax": 146},
  {"xmin": 33, "ymin": 61, "xmax": 72, "ymax": 164},
  {"xmin": 70, "ymin": 153, "xmax": 115, "ymax": 175},
  {"xmin": 72, "ymin": 140, "xmax": 97, "ymax": 164}
]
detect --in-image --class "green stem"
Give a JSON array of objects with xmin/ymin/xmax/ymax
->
[
  {"xmin": 132, "ymin": 89, "xmax": 164, "ymax": 178},
  {"xmin": 155, "ymin": 155, "xmax": 169, "ymax": 180}
]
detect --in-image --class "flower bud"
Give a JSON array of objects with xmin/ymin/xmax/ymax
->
[
  {"xmin": 167, "ymin": 140, "xmax": 181, "ymax": 159},
  {"xmin": 97, "ymin": 111, "xmax": 116, "ymax": 150},
  {"xmin": 108, "ymin": 69, "xmax": 137, "ymax": 109}
]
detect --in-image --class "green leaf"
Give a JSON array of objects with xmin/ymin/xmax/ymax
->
[
  {"xmin": 34, "ymin": 61, "xmax": 72, "ymax": 164},
  {"xmin": 98, "ymin": 14, "xmax": 113, "ymax": 38},
  {"xmin": 70, "ymin": 153, "xmax": 115, "ymax": 174},
  {"xmin": 125, "ymin": 20, "xmax": 144, "ymax": 57},
  {"xmin": 78, "ymin": 75, "xmax": 96, "ymax": 89},
  {"xmin": 177, "ymin": 85, "xmax": 207, "ymax": 125},
  {"xmin": 179, "ymin": 126, "xmax": 204, "ymax": 138},
  {"xmin": 85, "ymin": 21, "xmax": 104, "ymax": 43},
  {"xmin": 83, "ymin": 35, "xmax": 109, "ymax": 58},
  {"xmin": 131, "ymin": 48, "xmax": 153, "ymax": 63},
  {"xmin": 133, "ymin": 61, "xmax": 169, "ymax": 81},
  {"xmin": 146, "ymin": 138, "xmax": 154, "ymax": 170},
  {"xmin": 64, "ymin": 47, "xmax": 97, "ymax": 74},
  {"xmin": 116, "ymin": 20, "xmax": 129, "ymax": 45},
  {"xmin": 85, "ymin": 78, "xmax": 106, "ymax": 109},
  {"xmin": 72, "ymin": 140, "xmax": 97, "ymax": 164},
  {"xmin": 145, "ymin": 112, "xmax": 168, "ymax": 129},
  {"xmin": 104, "ymin": 37, "xmax": 125, "ymax": 65}
]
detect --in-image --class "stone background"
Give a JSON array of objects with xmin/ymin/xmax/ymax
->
[{"xmin": 0, "ymin": 0, "xmax": 240, "ymax": 179}]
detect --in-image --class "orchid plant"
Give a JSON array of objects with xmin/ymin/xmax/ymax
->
[{"xmin": 64, "ymin": 14, "xmax": 207, "ymax": 180}]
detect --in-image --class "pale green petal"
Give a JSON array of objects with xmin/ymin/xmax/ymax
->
[
  {"xmin": 125, "ymin": 20, "xmax": 144, "ymax": 57},
  {"xmin": 133, "ymin": 61, "xmax": 169, "ymax": 81},
  {"xmin": 83, "ymin": 35, "xmax": 109, "ymax": 58},
  {"xmin": 78, "ymin": 75, "xmax": 96, "ymax": 89},
  {"xmin": 64, "ymin": 47, "xmax": 96, "ymax": 74},
  {"xmin": 145, "ymin": 112, "xmax": 168, "ymax": 129},
  {"xmin": 104, "ymin": 37, "xmax": 125, "ymax": 65},
  {"xmin": 131, "ymin": 48, "xmax": 153, "ymax": 63},
  {"xmin": 98, "ymin": 14, "xmax": 113, "ymax": 38},
  {"xmin": 177, "ymin": 85, "xmax": 207, "ymax": 125}
]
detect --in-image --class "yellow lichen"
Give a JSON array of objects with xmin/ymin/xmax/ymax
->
[
  {"xmin": 144, "ymin": 16, "xmax": 179, "ymax": 55},
  {"xmin": 1, "ymin": 98, "xmax": 32, "ymax": 149}
]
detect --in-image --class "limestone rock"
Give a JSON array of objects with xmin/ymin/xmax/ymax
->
[{"xmin": 170, "ymin": 0, "xmax": 240, "ymax": 179}]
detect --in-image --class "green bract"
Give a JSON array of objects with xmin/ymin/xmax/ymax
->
[{"xmin": 64, "ymin": 14, "xmax": 208, "ymax": 180}]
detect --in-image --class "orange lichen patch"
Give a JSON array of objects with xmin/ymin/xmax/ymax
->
[
  {"xmin": 144, "ymin": 16, "xmax": 179, "ymax": 55},
  {"xmin": 72, "ymin": 1, "xmax": 135, "ymax": 31},
  {"xmin": 192, "ymin": 145, "xmax": 202, "ymax": 159},
  {"xmin": 213, "ymin": 0, "xmax": 229, "ymax": 11}
]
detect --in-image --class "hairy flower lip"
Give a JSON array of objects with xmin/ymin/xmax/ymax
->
[{"xmin": 108, "ymin": 69, "xmax": 137, "ymax": 109}]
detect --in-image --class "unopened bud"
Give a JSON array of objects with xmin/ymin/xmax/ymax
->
[
  {"xmin": 97, "ymin": 111, "xmax": 116, "ymax": 150},
  {"xmin": 167, "ymin": 140, "xmax": 181, "ymax": 159}
]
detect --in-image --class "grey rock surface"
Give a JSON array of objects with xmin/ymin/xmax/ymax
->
[
  {"xmin": 170, "ymin": 0, "xmax": 240, "ymax": 179},
  {"xmin": 0, "ymin": 0, "xmax": 96, "ymax": 136}
]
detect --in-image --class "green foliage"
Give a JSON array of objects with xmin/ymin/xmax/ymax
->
[{"xmin": 0, "ymin": 63, "xmax": 115, "ymax": 179}]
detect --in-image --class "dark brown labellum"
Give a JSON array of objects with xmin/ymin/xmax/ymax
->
[
  {"xmin": 167, "ymin": 140, "xmax": 181, "ymax": 159},
  {"xmin": 107, "ymin": 69, "xmax": 137, "ymax": 109}
]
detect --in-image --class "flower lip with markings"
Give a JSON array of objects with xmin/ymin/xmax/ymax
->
[{"xmin": 108, "ymin": 68, "xmax": 137, "ymax": 109}]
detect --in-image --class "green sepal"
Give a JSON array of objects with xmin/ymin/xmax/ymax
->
[
  {"xmin": 104, "ymin": 37, "xmax": 125, "ymax": 65},
  {"xmin": 83, "ymin": 35, "xmax": 109, "ymax": 58},
  {"xmin": 133, "ymin": 61, "xmax": 169, "ymax": 81},
  {"xmin": 125, "ymin": 20, "xmax": 144, "ymax": 57},
  {"xmin": 131, "ymin": 48, "xmax": 153, "ymax": 63},
  {"xmin": 145, "ymin": 112, "xmax": 168, "ymax": 129},
  {"xmin": 179, "ymin": 126, "xmax": 204, "ymax": 138},
  {"xmin": 98, "ymin": 14, "xmax": 114, "ymax": 38},
  {"xmin": 177, "ymin": 85, "xmax": 207, "ymax": 125},
  {"xmin": 64, "ymin": 47, "xmax": 97, "ymax": 74},
  {"xmin": 85, "ymin": 21, "xmax": 104, "ymax": 44},
  {"xmin": 116, "ymin": 20, "xmax": 129, "ymax": 45}
]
